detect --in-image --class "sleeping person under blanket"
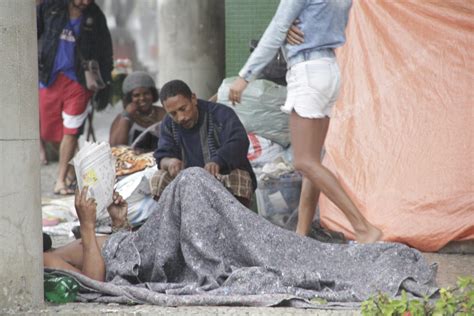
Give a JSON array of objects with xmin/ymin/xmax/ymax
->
[{"xmin": 43, "ymin": 168, "xmax": 438, "ymax": 304}]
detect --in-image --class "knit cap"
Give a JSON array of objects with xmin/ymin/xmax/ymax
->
[{"xmin": 122, "ymin": 71, "xmax": 156, "ymax": 95}]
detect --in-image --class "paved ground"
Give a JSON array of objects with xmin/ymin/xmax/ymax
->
[
  {"xmin": 5, "ymin": 304, "xmax": 361, "ymax": 316},
  {"xmin": 31, "ymin": 105, "xmax": 473, "ymax": 315}
]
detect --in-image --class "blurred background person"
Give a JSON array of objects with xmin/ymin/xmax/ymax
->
[
  {"xmin": 109, "ymin": 71, "xmax": 166, "ymax": 152},
  {"xmin": 37, "ymin": 0, "xmax": 113, "ymax": 195}
]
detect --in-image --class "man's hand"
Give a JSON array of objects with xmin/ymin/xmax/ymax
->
[
  {"xmin": 204, "ymin": 162, "xmax": 220, "ymax": 177},
  {"xmin": 286, "ymin": 20, "xmax": 304, "ymax": 45},
  {"xmin": 75, "ymin": 186, "xmax": 97, "ymax": 231},
  {"xmin": 228, "ymin": 77, "xmax": 248, "ymax": 106},
  {"xmin": 167, "ymin": 158, "xmax": 184, "ymax": 177},
  {"xmin": 107, "ymin": 191, "xmax": 128, "ymax": 229}
]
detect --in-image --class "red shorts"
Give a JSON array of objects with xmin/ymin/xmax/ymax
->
[{"xmin": 39, "ymin": 73, "xmax": 93, "ymax": 142}]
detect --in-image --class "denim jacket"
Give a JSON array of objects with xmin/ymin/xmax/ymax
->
[{"xmin": 239, "ymin": 0, "xmax": 352, "ymax": 81}]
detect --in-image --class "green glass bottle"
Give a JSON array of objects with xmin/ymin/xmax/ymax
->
[{"xmin": 44, "ymin": 275, "xmax": 79, "ymax": 304}]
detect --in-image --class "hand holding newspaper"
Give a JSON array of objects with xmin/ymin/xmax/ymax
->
[{"xmin": 73, "ymin": 142, "xmax": 116, "ymax": 220}]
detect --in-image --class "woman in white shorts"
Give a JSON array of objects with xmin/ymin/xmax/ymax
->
[{"xmin": 229, "ymin": 0, "xmax": 382, "ymax": 243}]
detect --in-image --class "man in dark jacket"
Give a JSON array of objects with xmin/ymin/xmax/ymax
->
[
  {"xmin": 151, "ymin": 80, "xmax": 257, "ymax": 207},
  {"xmin": 37, "ymin": 0, "xmax": 113, "ymax": 195}
]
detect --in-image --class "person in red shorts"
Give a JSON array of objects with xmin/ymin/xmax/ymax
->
[{"xmin": 37, "ymin": 0, "xmax": 113, "ymax": 194}]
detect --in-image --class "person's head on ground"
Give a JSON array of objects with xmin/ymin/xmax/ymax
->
[
  {"xmin": 69, "ymin": 0, "xmax": 94, "ymax": 11},
  {"xmin": 122, "ymin": 71, "xmax": 159, "ymax": 115},
  {"xmin": 160, "ymin": 80, "xmax": 199, "ymax": 129}
]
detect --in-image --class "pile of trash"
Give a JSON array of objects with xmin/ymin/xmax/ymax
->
[{"xmin": 218, "ymin": 78, "xmax": 303, "ymax": 229}]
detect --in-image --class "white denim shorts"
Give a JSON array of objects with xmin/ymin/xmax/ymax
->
[{"xmin": 281, "ymin": 57, "xmax": 341, "ymax": 118}]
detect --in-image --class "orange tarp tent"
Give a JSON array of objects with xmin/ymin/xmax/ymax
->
[{"xmin": 320, "ymin": 0, "xmax": 474, "ymax": 251}]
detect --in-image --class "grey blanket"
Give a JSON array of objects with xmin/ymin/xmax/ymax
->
[{"xmin": 48, "ymin": 167, "xmax": 438, "ymax": 307}]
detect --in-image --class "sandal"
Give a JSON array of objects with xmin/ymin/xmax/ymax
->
[
  {"xmin": 53, "ymin": 184, "xmax": 75, "ymax": 196},
  {"xmin": 65, "ymin": 176, "xmax": 77, "ymax": 191}
]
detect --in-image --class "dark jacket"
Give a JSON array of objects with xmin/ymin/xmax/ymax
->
[
  {"xmin": 37, "ymin": 0, "xmax": 113, "ymax": 103},
  {"xmin": 154, "ymin": 99, "xmax": 257, "ymax": 190}
]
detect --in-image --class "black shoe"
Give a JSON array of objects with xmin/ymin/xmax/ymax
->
[{"xmin": 307, "ymin": 222, "xmax": 346, "ymax": 244}]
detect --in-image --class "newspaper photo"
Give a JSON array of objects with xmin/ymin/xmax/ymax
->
[{"xmin": 73, "ymin": 142, "xmax": 116, "ymax": 220}]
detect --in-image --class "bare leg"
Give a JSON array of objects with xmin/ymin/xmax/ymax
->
[
  {"xmin": 296, "ymin": 177, "xmax": 320, "ymax": 236},
  {"xmin": 40, "ymin": 139, "xmax": 48, "ymax": 165},
  {"xmin": 290, "ymin": 112, "xmax": 382, "ymax": 243},
  {"xmin": 295, "ymin": 116, "xmax": 327, "ymax": 237},
  {"xmin": 65, "ymin": 145, "xmax": 80, "ymax": 188},
  {"xmin": 54, "ymin": 134, "xmax": 78, "ymax": 194},
  {"xmin": 65, "ymin": 165, "xmax": 77, "ymax": 188}
]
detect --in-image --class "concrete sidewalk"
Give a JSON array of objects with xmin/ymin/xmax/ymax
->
[{"xmin": 6, "ymin": 304, "xmax": 361, "ymax": 315}]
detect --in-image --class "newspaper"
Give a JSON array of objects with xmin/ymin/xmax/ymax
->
[{"xmin": 73, "ymin": 142, "xmax": 116, "ymax": 220}]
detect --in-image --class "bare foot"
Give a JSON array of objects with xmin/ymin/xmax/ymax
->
[
  {"xmin": 355, "ymin": 223, "xmax": 383, "ymax": 244},
  {"xmin": 107, "ymin": 191, "xmax": 129, "ymax": 229},
  {"xmin": 54, "ymin": 181, "xmax": 74, "ymax": 195}
]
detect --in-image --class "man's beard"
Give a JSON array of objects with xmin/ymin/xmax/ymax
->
[{"xmin": 71, "ymin": 1, "xmax": 91, "ymax": 11}]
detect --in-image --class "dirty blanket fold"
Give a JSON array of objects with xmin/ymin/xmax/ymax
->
[{"xmin": 46, "ymin": 168, "xmax": 438, "ymax": 307}]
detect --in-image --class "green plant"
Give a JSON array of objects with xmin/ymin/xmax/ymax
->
[{"xmin": 361, "ymin": 276, "xmax": 474, "ymax": 316}]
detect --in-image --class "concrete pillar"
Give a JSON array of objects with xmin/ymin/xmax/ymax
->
[
  {"xmin": 0, "ymin": 0, "xmax": 43, "ymax": 309},
  {"xmin": 158, "ymin": 0, "xmax": 225, "ymax": 99}
]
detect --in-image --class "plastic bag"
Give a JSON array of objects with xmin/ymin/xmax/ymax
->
[
  {"xmin": 247, "ymin": 132, "xmax": 285, "ymax": 167},
  {"xmin": 217, "ymin": 77, "xmax": 290, "ymax": 147},
  {"xmin": 255, "ymin": 171, "xmax": 302, "ymax": 228}
]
